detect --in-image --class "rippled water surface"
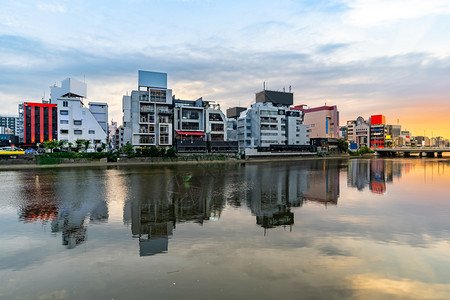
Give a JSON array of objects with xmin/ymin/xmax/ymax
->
[{"xmin": 1, "ymin": 158, "xmax": 450, "ymax": 299}]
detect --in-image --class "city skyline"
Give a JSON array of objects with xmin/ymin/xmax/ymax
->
[{"xmin": 1, "ymin": 1, "xmax": 449, "ymax": 137}]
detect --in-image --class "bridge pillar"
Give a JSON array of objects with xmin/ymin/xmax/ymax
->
[
  {"xmin": 437, "ymin": 152, "xmax": 443, "ymax": 158},
  {"xmin": 404, "ymin": 152, "xmax": 410, "ymax": 157},
  {"xmin": 426, "ymin": 152, "xmax": 435, "ymax": 158}
]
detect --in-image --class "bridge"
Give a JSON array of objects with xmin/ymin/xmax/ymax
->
[{"xmin": 375, "ymin": 147, "xmax": 450, "ymax": 157}]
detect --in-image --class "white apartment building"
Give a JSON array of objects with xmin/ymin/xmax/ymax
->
[
  {"xmin": 50, "ymin": 78, "xmax": 108, "ymax": 147},
  {"xmin": 122, "ymin": 70, "xmax": 173, "ymax": 148},
  {"xmin": 237, "ymin": 102, "xmax": 309, "ymax": 150}
]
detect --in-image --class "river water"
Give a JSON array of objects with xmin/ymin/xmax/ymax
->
[{"xmin": 1, "ymin": 158, "xmax": 450, "ymax": 300}]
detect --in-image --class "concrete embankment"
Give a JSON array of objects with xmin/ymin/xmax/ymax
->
[{"xmin": 0, "ymin": 153, "xmax": 358, "ymax": 171}]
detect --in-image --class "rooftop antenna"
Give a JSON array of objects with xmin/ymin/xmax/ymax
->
[
  {"xmin": 283, "ymin": 87, "xmax": 285, "ymax": 92},
  {"xmin": 83, "ymin": 74, "xmax": 86, "ymax": 83},
  {"xmin": 263, "ymin": 81, "xmax": 266, "ymax": 90},
  {"xmin": 289, "ymin": 85, "xmax": 291, "ymax": 92}
]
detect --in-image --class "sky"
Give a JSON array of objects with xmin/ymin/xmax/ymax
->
[{"xmin": 1, "ymin": 0, "xmax": 450, "ymax": 137}]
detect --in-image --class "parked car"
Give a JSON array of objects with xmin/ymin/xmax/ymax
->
[{"xmin": 24, "ymin": 148, "xmax": 37, "ymax": 154}]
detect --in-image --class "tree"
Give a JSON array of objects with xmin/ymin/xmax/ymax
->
[
  {"xmin": 337, "ymin": 139, "xmax": 348, "ymax": 153},
  {"xmin": 43, "ymin": 140, "xmax": 58, "ymax": 152},
  {"xmin": 97, "ymin": 142, "xmax": 107, "ymax": 153},
  {"xmin": 57, "ymin": 140, "xmax": 66, "ymax": 150},
  {"xmin": 75, "ymin": 140, "xmax": 84, "ymax": 152},
  {"xmin": 121, "ymin": 142, "xmax": 134, "ymax": 156},
  {"xmin": 83, "ymin": 140, "xmax": 91, "ymax": 151}
]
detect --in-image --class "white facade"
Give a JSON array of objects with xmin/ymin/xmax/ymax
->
[
  {"xmin": 122, "ymin": 71, "xmax": 173, "ymax": 148},
  {"xmin": 50, "ymin": 78, "xmax": 108, "ymax": 147},
  {"xmin": 204, "ymin": 102, "xmax": 227, "ymax": 141},
  {"xmin": 237, "ymin": 102, "xmax": 309, "ymax": 150}
]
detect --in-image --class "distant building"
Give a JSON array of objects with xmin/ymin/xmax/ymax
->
[
  {"xmin": 108, "ymin": 120, "xmax": 117, "ymax": 146},
  {"xmin": 369, "ymin": 114, "xmax": 387, "ymax": 148},
  {"xmin": 0, "ymin": 115, "xmax": 20, "ymax": 136},
  {"xmin": 346, "ymin": 120, "xmax": 356, "ymax": 143},
  {"xmin": 292, "ymin": 105, "xmax": 339, "ymax": 139},
  {"xmin": 415, "ymin": 136, "xmax": 430, "ymax": 147},
  {"xmin": 256, "ymin": 90, "xmax": 294, "ymax": 106},
  {"xmin": 354, "ymin": 116, "xmax": 370, "ymax": 148},
  {"xmin": 50, "ymin": 77, "xmax": 108, "ymax": 147},
  {"xmin": 226, "ymin": 106, "xmax": 246, "ymax": 142},
  {"xmin": 226, "ymin": 107, "xmax": 246, "ymax": 119}
]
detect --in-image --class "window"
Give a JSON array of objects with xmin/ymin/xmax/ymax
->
[
  {"xmin": 60, "ymin": 129, "xmax": 69, "ymax": 134},
  {"xmin": 74, "ymin": 120, "xmax": 82, "ymax": 125},
  {"xmin": 89, "ymin": 130, "xmax": 95, "ymax": 134},
  {"xmin": 63, "ymin": 101, "xmax": 68, "ymax": 107},
  {"xmin": 74, "ymin": 130, "xmax": 82, "ymax": 134},
  {"xmin": 60, "ymin": 110, "xmax": 69, "ymax": 115},
  {"xmin": 209, "ymin": 113, "xmax": 223, "ymax": 121},
  {"xmin": 211, "ymin": 123, "xmax": 224, "ymax": 131},
  {"xmin": 60, "ymin": 120, "xmax": 69, "ymax": 124}
]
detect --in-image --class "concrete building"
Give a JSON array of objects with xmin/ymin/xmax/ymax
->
[
  {"xmin": 237, "ymin": 100, "xmax": 308, "ymax": 150},
  {"xmin": 354, "ymin": 116, "xmax": 370, "ymax": 148},
  {"xmin": 226, "ymin": 107, "xmax": 246, "ymax": 142},
  {"xmin": 50, "ymin": 78, "xmax": 108, "ymax": 147},
  {"xmin": 173, "ymin": 97, "xmax": 230, "ymax": 152},
  {"xmin": 292, "ymin": 105, "xmax": 339, "ymax": 139},
  {"xmin": 415, "ymin": 136, "xmax": 430, "ymax": 147},
  {"xmin": 369, "ymin": 115, "xmax": 387, "ymax": 148},
  {"xmin": 346, "ymin": 120, "xmax": 356, "ymax": 143},
  {"xmin": 121, "ymin": 71, "xmax": 173, "ymax": 148},
  {"xmin": 0, "ymin": 115, "xmax": 20, "ymax": 136},
  {"xmin": 108, "ymin": 120, "xmax": 117, "ymax": 146}
]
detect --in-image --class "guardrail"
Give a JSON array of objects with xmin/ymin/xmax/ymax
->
[{"xmin": 0, "ymin": 151, "xmax": 26, "ymax": 155}]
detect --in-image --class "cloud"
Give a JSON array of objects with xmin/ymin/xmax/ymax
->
[
  {"xmin": 37, "ymin": 3, "xmax": 66, "ymax": 14},
  {"xmin": 316, "ymin": 43, "xmax": 351, "ymax": 54},
  {"xmin": 344, "ymin": 0, "xmax": 450, "ymax": 26}
]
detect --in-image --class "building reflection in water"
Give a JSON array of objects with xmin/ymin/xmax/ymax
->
[
  {"xmin": 123, "ymin": 165, "xmax": 231, "ymax": 256},
  {"xmin": 17, "ymin": 169, "xmax": 109, "ymax": 249},
  {"xmin": 126, "ymin": 160, "xmax": 344, "ymax": 251},
  {"xmin": 244, "ymin": 160, "xmax": 341, "ymax": 234},
  {"xmin": 347, "ymin": 159, "xmax": 407, "ymax": 194}
]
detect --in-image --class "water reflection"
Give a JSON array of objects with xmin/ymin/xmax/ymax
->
[
  {"xmin": 124, "ymin": 167, "xmax": 229, "ymax": 256},
  {"xmin": 347, "ymin": 159, "xmax": 409, "ymax": 194},
  {"xmin": 17, "ymin": 169, "xmax": 109, "ymax": 249},
  {"xmin": 124, "ymin": 160, "xmax": 345, "ymax": 252},
  {"xmin": 2, "ymin": 159, "xmax": 450, "ymax": 299}
]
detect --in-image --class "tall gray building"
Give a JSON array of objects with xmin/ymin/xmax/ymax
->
[{"xmin": 122, "ymin": 71, "xmax": 173, "ymax": 147}]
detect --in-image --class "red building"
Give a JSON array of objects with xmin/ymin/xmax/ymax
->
[
  {"xmin": 23, "ymin": 102, "xmax": 58, "ymax": 145},
  {"xmin": 370, "ymin": 114, "xmax": 387, "ymax": 148}
]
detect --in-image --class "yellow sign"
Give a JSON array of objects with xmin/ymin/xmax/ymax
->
[{"xmin": 385, "ymin": 135, "xmax": 391, "ymax": 139}]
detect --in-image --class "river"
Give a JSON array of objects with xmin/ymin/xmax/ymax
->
[{"xmin": 1, "ymin": 158, "xmax": 450, "ymax": 299}]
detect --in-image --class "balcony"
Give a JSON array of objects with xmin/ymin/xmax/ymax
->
[
  {"xmin": 158, "ymin": 109, "xmax": 172, "ymax": 115},
  {"xmin": 140, "ymin": 107, "xmax": 155, "ymax": 113}
]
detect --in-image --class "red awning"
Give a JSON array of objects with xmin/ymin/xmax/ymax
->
[{"xmin": 176, "ymin": 131, "xmax": 204, "ymax": 136}]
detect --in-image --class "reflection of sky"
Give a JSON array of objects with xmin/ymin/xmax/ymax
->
[{"xmin": 1, "ymin": 159, "xmax": 450, "ymax": 299}]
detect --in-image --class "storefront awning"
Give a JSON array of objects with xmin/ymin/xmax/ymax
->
[{"xmin": 176, "ymin": 131, "xmax": 205, "ymax": 136}]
